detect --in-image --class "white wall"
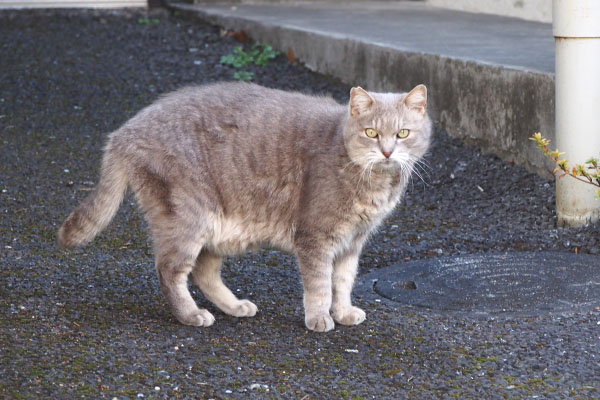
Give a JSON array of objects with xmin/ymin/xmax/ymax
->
[{"xmin": 426, "ymin": 0, "xmax": 551, "ymax": 23}]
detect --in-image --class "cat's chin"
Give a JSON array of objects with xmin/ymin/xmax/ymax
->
[{"xmin": 375, "ymin": 159, "xmax": 402, "ymax": 171}]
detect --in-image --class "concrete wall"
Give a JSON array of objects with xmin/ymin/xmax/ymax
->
[{"xmin": 426, "ymin": 0, "xmax": 551, "ymax": 23}]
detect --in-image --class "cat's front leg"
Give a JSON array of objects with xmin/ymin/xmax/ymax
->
[
  {"xmin": 332, "ymin": 249, "xmax": 366, "ymax": 326},
  {"xmin": 296, "ymin": 250, "xmax": 335, "ymax": 332}
]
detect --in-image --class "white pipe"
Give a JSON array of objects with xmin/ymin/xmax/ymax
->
[{"xmin": 553, "ymin": 0, "xmax": 600, "ymax": 227}]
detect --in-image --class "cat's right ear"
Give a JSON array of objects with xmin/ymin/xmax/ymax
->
[{"xmin": 350, "ymin": 87, "xmax": 374, "ymax": 118}]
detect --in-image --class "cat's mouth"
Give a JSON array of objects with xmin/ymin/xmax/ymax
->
[{"xmin": 376, "ymin": 157, "xmax": 401, "ymax": 170}]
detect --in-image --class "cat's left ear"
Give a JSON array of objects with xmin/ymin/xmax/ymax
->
[
  {"xmin": 350, "ymin": 87, "xmax": 375, "ymax": 118},
  {"xmin": 403, "ymin": 84, "xmax": 427, "ymax": 115}
]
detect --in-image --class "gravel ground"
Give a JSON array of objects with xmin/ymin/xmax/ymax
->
[{"xmin": 1, "ymin": 8, "xmax": 599, "ymax": 399}]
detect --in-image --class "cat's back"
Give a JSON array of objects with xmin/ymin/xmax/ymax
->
[
  {"xmin": 111, "ymin": 82, "xmax": 347, "ymax": 180},
  {"xmin": 147, "ymin": 82, "xmax": 342, "ymax": 128},
  {"xmin": 114, "ymin": 82, "xmax": 344, "ymax": 155},
  {"xmin": 177, "ymin": 81, "xmax": 341, "ymax": 115},
  {"xmin": 175, "ymin": 82, "xmax": 344, "ymax": 139}
]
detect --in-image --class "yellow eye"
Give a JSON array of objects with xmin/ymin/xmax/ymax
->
[
  {"xmin": 365, "ymin": 128, "xmax": 378, "ymax": 138},
  {"xmin": 397, "ymin": 129, "xmax": 410, "ymax": 139}
]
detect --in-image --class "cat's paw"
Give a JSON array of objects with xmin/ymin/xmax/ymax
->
[
  {"xmin": 333, "ymin": 306, "xmax": 366, "ymax": 326},
  {"xmin": 177, "ymin": 309, "xmax": 215, "ymax": 327},
  {"xmin": 227, "ymin": 299, "xmax": 258, "ymax": 318},
  {"xmin": 305, "ymin": 313, "xmax": 335, "ymax": 332}
]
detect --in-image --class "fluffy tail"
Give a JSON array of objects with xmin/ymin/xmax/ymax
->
[{"xmin": 58, "ymin": 150, "xmax": 128, "ymax": 248}]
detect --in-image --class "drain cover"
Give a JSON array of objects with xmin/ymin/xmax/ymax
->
[{"xmin": 357, "ymin": 252, "xmax": 600, "ymax": 314}]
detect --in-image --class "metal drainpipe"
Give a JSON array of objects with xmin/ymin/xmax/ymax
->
[{"xmin": 553, "ymin": 0, "xmax": 600, "ymax": 227}]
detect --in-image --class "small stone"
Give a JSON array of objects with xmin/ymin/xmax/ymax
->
[{"xmin": 157, "ymin": 370, "xmax": 170, "ymax": 379}]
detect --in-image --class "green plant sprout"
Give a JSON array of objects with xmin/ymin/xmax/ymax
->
[
  {"xmin": 233, "ymin": 71, "xmax": 254, "ymax": 81},
  {"xmin": 137, "ymin": 17, "xmax": 160, "ymax": 25},
  {"xmin": 220, "ymin": 43, "xmax": 278, "ymax": 81},
  {"xmin": 530, "ymin": 132, "xmax": 600, "ymax": 198}
]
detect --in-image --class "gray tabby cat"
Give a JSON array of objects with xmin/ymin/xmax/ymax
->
[{"xmin": 59, "ymin": 82, "xmax": 431, "ymax": 332}]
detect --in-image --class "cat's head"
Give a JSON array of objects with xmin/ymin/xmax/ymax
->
[{"xmin": 343, "ymin": 85, "xmax": 432, "ymax": 175}]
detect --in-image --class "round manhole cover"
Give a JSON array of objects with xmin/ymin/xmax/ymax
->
[{"xmin": 357, "ymin": 252, "xmax": 600, "ymax": 314}]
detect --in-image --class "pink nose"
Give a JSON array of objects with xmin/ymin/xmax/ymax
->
[{"xmin": 382, "ymin": 151, "xmax": 392, "ymax": 158}]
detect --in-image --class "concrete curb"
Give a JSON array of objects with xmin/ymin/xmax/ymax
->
[{"xmin": 172, "ymin": 2, "xmax": 555, "ymax": 177}]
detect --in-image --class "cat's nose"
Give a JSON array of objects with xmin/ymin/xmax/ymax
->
[{"xmin": 382, "ymin": 151, "xmax": 392, "ymax": 159}]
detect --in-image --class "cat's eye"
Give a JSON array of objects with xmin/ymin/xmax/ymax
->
[
  {"xmin": 397, "ymin": 129, "xmax": 410, "ymax": 139},
  {"xmin": 365, "ymin": 128, "xmax": 378, "ymax": 138}
]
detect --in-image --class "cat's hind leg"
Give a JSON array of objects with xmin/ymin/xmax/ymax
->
[
  {"xmin": 155, "ymin": 239, "xmax": 215, "ymax": 327},
  {"xmin": 131, "ymin": 168, "xmax": 215, "ymax": 327},
  {"xmin": 191, "ymin": 250, "xmax": 257, "ymax": 318}
]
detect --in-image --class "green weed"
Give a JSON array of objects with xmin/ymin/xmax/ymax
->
[
  {"xmin": 220, "ymin": 43, "xmax": 279, "ymax": 81},
  {"xmin": 138, "ymin": 17, "xmax": 160, "ymax": 25}
]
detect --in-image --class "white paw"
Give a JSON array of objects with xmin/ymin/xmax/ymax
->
[
  {"xmin": 305, "ymin": 313, "xmax": 335, "ymax": 332},
  {"xmin": 178, "ymin": 309, "xmax": 215, "ymax": 327},
  {"xmin": 333, "ymin": 306, "xmax": 366, "ymax": 326},
  {"xmin": 227, "ymin": 299, "xmax": 258, "ymax": 318}
]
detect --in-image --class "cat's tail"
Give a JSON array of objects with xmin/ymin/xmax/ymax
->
[{"xmin": 58, "ymin": 148, "xmax": 128, "ymax": 248}]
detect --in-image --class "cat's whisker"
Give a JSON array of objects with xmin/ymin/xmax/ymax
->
[
  {"xmin": 400, "ymin": 160, "xmax": 418, "ymax": 189},
  {"xmin": 411, "ymin": 157, "xmax": 432, "ymax": 174},
  {"xmin": 417, "ymin": 156, "xmax": 433, "ymax": 172},
  {"xmin": 403, "ymin": 155, "xmax": 432, "ymax": 186},
  {"xmin": 415, "ymin": 156, "xmax": 433, "ymax": 174},
  {"xmin": 408, "ymin": 159, "xmax": 427, "ymax": 182},
  {"xmin": 354, "ymin": 153, "xmax": 379, "ymax": 191},
  {"xmin": 408, "ymin": 164, "xmax": 422, "ymax": 192},
  {"xmin": 412, "ymin": 167, "xmax": 428, "ymax": 186},
  {"xmin": 341, "ymin": 159, "xmax": 359, "ymax": 173},
  {"xmin": 367, "ymin": 160, "xmax": 376, "ymax": 189},
  {"xmin": 355, "ymin": 161, "xmax": 371, "ymax": 191},
  {"xmin": 343, "ymin": 158, "xmax": 372, "ymax": 192}
]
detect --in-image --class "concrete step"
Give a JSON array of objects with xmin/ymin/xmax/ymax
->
[{"xmin": 171, "ymin": 1, "xmax": 555, "ymax": 176}]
